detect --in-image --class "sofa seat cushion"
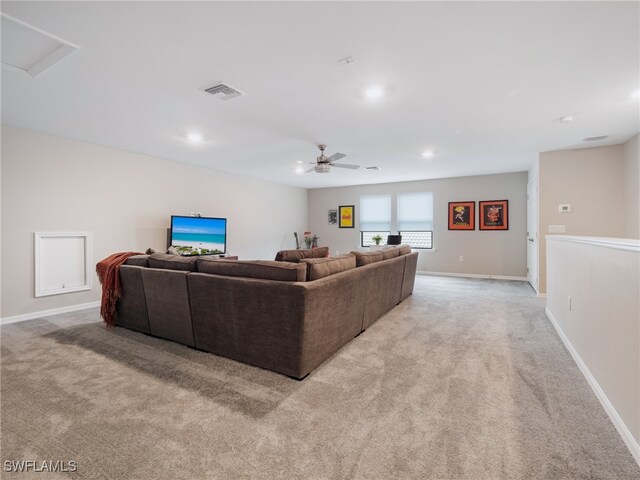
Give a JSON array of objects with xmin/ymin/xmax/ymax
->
[
  {"xmin": 274, "ymin": 247, "xmax": 329, "ymax": 263},
  {"xmin": 147, "ymin": 253, "xmax": 198, "ymax": 271},
  {"xmin": 124, "ymin": 254, "xmax": 151, "ymax": 267},
  {"xmin": 398, "ymin": 244, "xmax": 412, "ymax": 255},
  {"xmin": 381, "ymin": 247, "xmax": 400, "ymax": 260},
  {"xmin": 351, "ymin": 250, "xmax": 384, "ymax": 267},
  {"xmin": 301, "ymin": 254, "xmax": 356, "ymax": 281},
  {"xmin": 197, "ymin": 258, "xmax": 307, "ymax": 282}
]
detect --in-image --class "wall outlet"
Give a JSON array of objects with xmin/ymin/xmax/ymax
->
[
  {"xmin": 458, "ymin": 255, "xmax": 463, "ymax": 262},
  {"xmin": 568, "ymin": 296, "xmax": 572, "ymax": 311},
  {"xmin": 558, "ymin": 204, "xmax": 572, "ymax": 213}
]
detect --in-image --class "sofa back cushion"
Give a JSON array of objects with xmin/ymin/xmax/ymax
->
[
  {"xmin": 197, "ymin": 258, "xmax": 307, "ymax": 282},
  {"xmin": 148, "ymin": 253, "xmax": 198, "ymax": 271},
  {"xmin": 274, "ymin": 247, "xmax": 329, "ymax": 263},
  {"xmin": 125, "ymin": 254, "xmax": 151, "ymax": 267},
  {"xmin": 381, "ymin": 247, "xmax": 400, "ymax": 260},
  {"xmin": 301, "ymin": 254, "xmax": 356, "ymax": 281},
  {"xmin": 351, "ymin": 250, "xmax": 384, "ymax": 267},
  {"xmin": 398, "ymin": 244, "xmax": 412, "ymax": 255}
]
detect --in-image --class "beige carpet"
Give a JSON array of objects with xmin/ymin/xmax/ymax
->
[{"xmin": 1, "ymin": 276, "xmax": 639, "ymax": 479}]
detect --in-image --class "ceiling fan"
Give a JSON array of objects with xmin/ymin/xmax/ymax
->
[{"xmin": 305, "ymin": 144, "xmax": 360, "ymax": 173}]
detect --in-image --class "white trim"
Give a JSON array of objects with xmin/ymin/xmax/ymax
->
[
  {"xmin": 545, "ymin": 307, "xmax": 640, "ymax": 467},
  {"xmin": 0, "ymin": 301, "xmax": 100, "ymax": 326},
  {"xmin": 1, "ymin": 13, "xmax": 79, "ymax": 78},
  {"xmin": 35, "ymin": 232, "xmax": 92, "ymax": 297},
  {"xmin": 546, "ymin": 235, "xmax": 640, "ymax": 253},
  {"xmin": 417, "ymin": 271, "xmax": 528, "ymax": 281}
]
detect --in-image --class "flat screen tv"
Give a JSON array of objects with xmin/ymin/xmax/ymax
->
[{"xmin": 170, "ymin": 215, "xmax": 227, "ymax": 256}]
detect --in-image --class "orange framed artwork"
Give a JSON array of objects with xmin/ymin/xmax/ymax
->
[
  {"xmin": 479, "ymin": 200, "xmax": 509, "ymax": 230},
  {"xmin": 448, "ymin": 202, "xmax": 475, "ymax": 230},
  {"xmin": 339, "ymin": 205, "xmax": 354, "ymax": 228}
]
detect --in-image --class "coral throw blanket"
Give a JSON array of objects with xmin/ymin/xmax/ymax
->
[{"xmin": 96, "ymin": 252, "xmax": 142, "ymax": 327}]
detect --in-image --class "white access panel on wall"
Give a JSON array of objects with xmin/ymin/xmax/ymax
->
[{"xmin": 34, "ymin": 232, "xmax": 92, "ymax": 297}]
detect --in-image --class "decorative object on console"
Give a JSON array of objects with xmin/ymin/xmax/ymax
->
[
  {"xmin": 371, "ymin": 234, "xmax": 383, "ymax": 245},
  {"xmin": 328, "ymin": 209, "xmax": 337, "ymax": 225},
  {"xmin": 448, "ymin": 201, "xmax": 475, "ymax": 230},
  {"xmin": 339, "ymin": 205, "xmax": 355, "ymax": 228},
  {"xmin": 387, "ymin": 234, "xmax": 402, "ymax": 245},
  {"xmin": 303, "ymin": 231, "xmax": 313, "ymax": 248},
  {"xmin": 479, "ymin": 200, "xmax": 509, "ymax": 230}
]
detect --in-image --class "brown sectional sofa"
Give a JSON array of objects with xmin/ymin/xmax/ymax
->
[{"xmin": 114, "ymin": 246, "xmax": 418, "ymax": 379}]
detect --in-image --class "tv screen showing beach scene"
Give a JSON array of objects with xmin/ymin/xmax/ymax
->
[{"xmin": 170, "ymin": 216, "xmax": 227, "ymax": 256}]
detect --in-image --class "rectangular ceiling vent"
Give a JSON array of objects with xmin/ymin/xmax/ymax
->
[
  {"xmin": 582, "ymin": 135, "xmax": 609, "ymax": 142},
  {"xmin": 204, "ymin": 83, "xmax": 244, "ymax": 101}
]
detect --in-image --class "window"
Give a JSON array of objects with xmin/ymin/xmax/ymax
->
[
  {"xmin": 398, "ymin": 192, "xmax": 433, "ymax": 249},
  {"xmin": 359, "ymin": 192, "xmax": 433, "ymax": 249},
  {"xmin": 361, "ymin": 231, "xmax": 391, "ymax": 247},
  {"xmin": 360, "ymin": 195, "xmax": 391, "ymax": 230},
  {"xmin": 398, "ymin": 230, "xmax": 433, "ymax": 249}
]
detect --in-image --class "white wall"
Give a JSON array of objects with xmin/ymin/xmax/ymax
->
[
  {"xmin": 546, "ymin": 236, "xmax": 640, "ymax": 462},
  {"xmin": 308, "ymin": 172, "xmax": 527, "ymax": 278},
  {"xmin": 538, "ymin": 144, "xmax": 627, "ymax": 293},
  {"xmin": 623, "ymin": 134, "xmax": 639, "ymax": 239},
  {"xmin": 1, "ymin": 125, "xmax": 307, "ymax": 319}
]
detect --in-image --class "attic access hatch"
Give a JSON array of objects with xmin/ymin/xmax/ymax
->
[{"xmin": 1, "ymin": 13, "xmax": 79, "ymax": 77}]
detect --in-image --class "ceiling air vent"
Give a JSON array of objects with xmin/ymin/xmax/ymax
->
[
  {"xmin": 365, "ymin": 166, "xmax": 380, "ymax": 171},
  {"xmin": 582, "ymin": 135, "xmax": 609, "ymax": 142},
  {"xmin": 204, "ymin": 83, "xmax": 244, "ymax": 101}
]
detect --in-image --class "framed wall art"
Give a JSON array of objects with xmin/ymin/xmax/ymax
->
[
  {"xmin": 479, "ymin": 200, "xmax": 509, "ymax": 230},
  {"xmin": 448, "ymin": 202, "xmax": 475, "ymax": 230},
  {"xmin": 338, "ymin": 205, "xmax": 355, "ymax": 228},
  {"xmin": 328, "ymin": 209, "xmax": 337, "ymax": 225}
]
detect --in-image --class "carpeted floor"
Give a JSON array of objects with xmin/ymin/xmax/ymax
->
[{"xmin": 1, "ymin": 275, "xmax": 639, "ymax": 480}]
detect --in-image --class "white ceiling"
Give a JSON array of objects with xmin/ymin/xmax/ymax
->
[{"xmin": 2, "ymin": 1, "xmax": 639, "ymax": 189}]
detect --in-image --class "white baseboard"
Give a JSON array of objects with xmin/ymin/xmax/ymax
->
[
  {"xmin": 417, "ymin": 270, "xmax": 528, "ymax": 282},
  {"xmin": 0, "ymin": 301, "xmax": 100, "ymax": 326},
  {"xmin": 545, "ymin": 307, "xmax": 640, "ymax": 467}
]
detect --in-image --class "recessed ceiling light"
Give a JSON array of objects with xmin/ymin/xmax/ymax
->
[
  {"xmin": 422, "ymin": 150, "xmax": 434, "ymax": 159},
  {"xmin": 631, "ymin": 90, "xmax": 640, "ymax": 99},
  {"xmin": 365, "ymin": 86, "xmax": 384, "ymax": 99},
  {"xmin": 187, "ymin": 132, "xmax": 203, "ymax": 143},
  {"xmin": 295, "ymin": 166, "xmax": 304, "ymax": 174},
  {"xmin": 558, "ymin": 115, "xmax": 574, "ymax": 123},
  {"xmin": 296, "ymin": 160, "xmax": 303, "ymax": 164}
]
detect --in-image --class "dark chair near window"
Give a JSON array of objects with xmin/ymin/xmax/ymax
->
[{"xmin": 387, "ymin": 234, "xmax": 402, "ymax": 245}]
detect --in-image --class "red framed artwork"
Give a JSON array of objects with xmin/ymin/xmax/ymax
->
[
  {"xmin": 479, "ymin": 200, "xmax": 509, "ymax": 230},
  {"xmin": 448, "ymin": 202, "xmax": 475, "ymax": 230}
]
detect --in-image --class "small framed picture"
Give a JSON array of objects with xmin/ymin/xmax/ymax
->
[
  {"xmin": 479, "ymin": 200, "xmax": 509, "ymax": 230},
  {"xmin": 328, "ymin": 209, "xmax": 337, "ymax": 225},
  {"xmin": 339, "ymin": 205, "xmax": 355, "ymax": 228},
  {"xmin": 448, "ymin": 202, "xmax": 475, "ymax": 230}
]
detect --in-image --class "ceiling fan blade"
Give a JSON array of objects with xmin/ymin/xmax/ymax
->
[
  {"xmin": 327, "ymin": 152, "xmax": 346, "ymax": 162},
  {"xmin": 331, "ymin": 163, "xmax": 360, "ymax": 170},
  {"xmin": 305, "ymin": 167, "xmax": 317, "ymax": 173}
]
